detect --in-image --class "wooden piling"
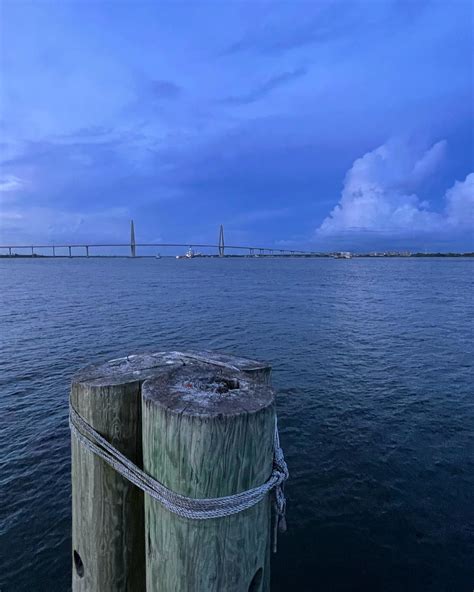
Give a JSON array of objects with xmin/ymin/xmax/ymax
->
[
  {"xmin": 70, "ymin": 351, "xmax": 271, "ymax": 591},
  {"xmin": 71, "ymin": 357, "xmax": 155, "ymax": 592},
  {"xmin": 142, "ymin": 363, "xmax": 275, "ymax": 592}
]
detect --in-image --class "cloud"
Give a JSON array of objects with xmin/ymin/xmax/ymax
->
[
  {"xmin": 316, "ymin": 139, "xmax": 473, "ymax": 245},
  {"xmin": 149, "ymin": 80, "xmax": 182, "ymax": 100},
  {"xmin": 445, "ymin": 173, "xmax": 474, "ymax": 228},
  {"xmin": 0, "ymin": 174, "xmax": 24, "ymax": 192},
  {"xmin": 220, "ymin": 68, "xmax": 307, "ymax": 105},
  {"xmin": 411, "ymin": 139, "xmax": 447, "ymax": 183},
  {"xmin": 232, "ymin": 208, "xmax": 290, "ymax": 224},
  {"xmin": 223, "ymin": 8, "xmax": 358, "ymax": 55},
  {"xmin": 222, "ymin": 1, "xmax": 431, "ymax": 56},
  {"xmin": 0, "ymin": 130, "xmax": 166, "ymax": 210},
  {"xmin": 0, "ymin": 204, "xmax": 130, "ymax": 244}
]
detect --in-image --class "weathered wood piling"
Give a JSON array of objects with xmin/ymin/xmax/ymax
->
[
  {"xmin": 70, "ymin": 351, "xmax": 276, "ymax": 592},
  {"xmin": 142, "ymin": 365, "xmax": 275, "ymax": 591},
  {"xmin": 71, "ymin": 354, "xmax": 162, "ymax": 592}
]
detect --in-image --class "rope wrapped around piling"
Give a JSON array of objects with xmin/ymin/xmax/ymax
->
[{"xmin": 69, "ymin": 404, "xmax": 289, "ymax": 551}]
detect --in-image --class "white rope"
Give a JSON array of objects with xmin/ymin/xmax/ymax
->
[{"xmin": 69, "ymin": 404, "xmax": 289, "ymax": 551}]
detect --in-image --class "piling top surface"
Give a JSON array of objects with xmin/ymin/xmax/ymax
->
[
  {"xmin": 72, "ymin": 350, "xmax": 270, "ymax": 387},
  {"xmin": 72, "ymin": 352, "xmax": 181, "ymax": 387},
  {"xmin": 142, "ymin": 366, "xmax": 274, "ymax": 417}
]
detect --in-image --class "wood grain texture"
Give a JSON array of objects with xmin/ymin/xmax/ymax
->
[
  {"xmin": 71, "ymin": 351, "xmax": 271, "ymax": 591},
  {"xmin": 142, "ymin": 365, "xmax": 275, "ymax": 592},
  {"xmin": 71, "ymin": 353, "xmax": 186, "ymax": 591},
  {"xmin": 71, "ymin": 380, "xmax": 144, "ymax": 592}
]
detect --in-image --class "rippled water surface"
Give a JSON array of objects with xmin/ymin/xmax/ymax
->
[{"xmin": 0, "ymin": 258, "xmax": 473, "ymax": 591}]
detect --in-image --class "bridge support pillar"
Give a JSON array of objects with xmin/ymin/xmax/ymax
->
[
  {"xmin": 69, "ymin": 246, "xmax": 72, "ymax": 258},
  {"xmin": 218, "ymin": 225, "xmax": 225, "ymax": 257},
  {"xmin": 86, "ymin": 246, "xmax": 89, "ymax": 258},
  {"xmin": 131, "ymin": 220, "xmax": 136, "ymax": 257},
  {"xmin": 8, "ymin": 247, "xmax": 12, "ymax": 256}
]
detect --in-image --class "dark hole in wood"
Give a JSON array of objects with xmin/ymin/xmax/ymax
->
[
  {"xmin": 73, "ymin": 550, "xmax": 84, "ymax": 578},
  {"xmin": 215, "ymin": 377, "xmax": 240, "ymax": 393},
  {"xmin": 248, "ymin": 567, "xmax": 263, "ymax": 592},
  {"xmin": 148, "ymin": 531, "xmax": 152, "ymax": 556},
  {"xmin": 222, "ymin": 377, "xmax": 240, "ymax": 390},
  {"xmin": 182, "ymin": 375, "xmax": 241, "ymax": 394}
]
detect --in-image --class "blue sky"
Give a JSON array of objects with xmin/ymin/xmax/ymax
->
[{"xmin": 0, "ymin": 0, "xmax": 472, "ymax": 251}]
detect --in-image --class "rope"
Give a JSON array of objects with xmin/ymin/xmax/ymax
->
[{"xmin": 69, "ymin": 404, "xmax": 289, "ymax": 552}]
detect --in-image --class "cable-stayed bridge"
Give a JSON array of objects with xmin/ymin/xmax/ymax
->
[{"xmin": 0, "ymin": 221, "xmax": 318, "ymax": 258}]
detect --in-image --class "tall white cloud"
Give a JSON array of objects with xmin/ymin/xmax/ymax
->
[
  {"xmin": 445, "ymin": 173, "xmax": 474, "ymax": 228},
  {"xmin": 317, "ymin": 139, "xmax": 472, "ymax": 238}
]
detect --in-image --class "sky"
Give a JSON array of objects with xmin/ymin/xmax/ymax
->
[{"xmin": 0, "ymin": 0, "xmax": 473, "ymax": 252}]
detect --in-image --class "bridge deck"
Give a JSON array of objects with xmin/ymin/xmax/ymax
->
[{"xmin": 0, "ymin": 242, "xmax": 315, "ymax": 256}]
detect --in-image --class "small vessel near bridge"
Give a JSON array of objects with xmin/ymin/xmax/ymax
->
[{"xmin": 176, "ymin": 248, "xmax": 202, "ymax": 259}]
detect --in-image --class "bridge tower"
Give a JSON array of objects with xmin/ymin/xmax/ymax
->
[
  {"xmin": 130, "ymin": 220, "xmax": 136, "ymax": 257},
  {"xmin": 218, "ymin": 224, "xmax": 225, "ymax": 257}
]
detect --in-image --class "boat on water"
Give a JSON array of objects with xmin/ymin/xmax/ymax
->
[{"xmin": 176, "ymin": 248, "xmax": 201, "ymax": 259}]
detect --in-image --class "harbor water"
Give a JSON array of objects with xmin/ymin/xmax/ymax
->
[{"xmin": 0, "ymin": 257, "xmax": 472, "ymax": 591}]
